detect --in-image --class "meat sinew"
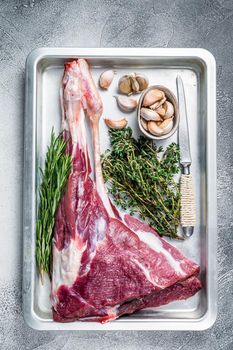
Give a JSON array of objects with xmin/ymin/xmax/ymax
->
[{"xmin": 51, "ymin": 60, "xmax": 201, "ymax": 323}]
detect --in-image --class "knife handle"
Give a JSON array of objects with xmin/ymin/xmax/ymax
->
[{"xmin": 180, "ymin": 174, "xmax": 195, "ymax": 235}]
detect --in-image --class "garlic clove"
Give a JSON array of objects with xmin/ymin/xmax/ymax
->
[
  {"xmin": 159, "ymin": 117, "xmax": 174, "ymax": 134},
  {"xmin": 156, "ymin": 107, "xmax": 166, "ymax": 117},
  {"xmin": 115, "ymin": 95, "xmax": 137, "ymax": 112},
  {"xmin": 135, "ymin": 73, "xmax": 149, "ymax": 91},
  {"xmin": 104, "ymin": 118, "xmax": 128, "ymax": 129},
  {"xmin": 148, "ymin": 121, "xmax": 164, "ymax": 136},
  {"xmin": 130, "ymin": 75, "xmax": 140, "ymax": 93},
  {"xmin": 140, "ymin": 107, "xmax": 162, "ymax": 121},
  {"xmin": 99, "ymin": 70, "xmax": 115, "ymax": 89},
  {"xmin": 163, "ymin": 101, "xmax": 174, "ymax": 119},
  {"xmin": 150, "ymin": 96, "xmax": 166, "ymax": 110},
  {"xmin": 140, "ymin": 118, "xmax": 148, "ymax": 131},
  {"xmin": 143, "ymin": 89, "xmax": 165, "ymax": 107},
  {"xmin": 118, "ymin": 75, "xmax": 132, "ymax": 95}
]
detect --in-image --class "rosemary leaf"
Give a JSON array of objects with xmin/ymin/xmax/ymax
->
[{"xmin": 36, "ymin": 129, "xmax": 72, "ymax": 284}]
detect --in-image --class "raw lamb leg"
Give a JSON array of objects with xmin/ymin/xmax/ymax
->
[{"xmin": 51, "ymin": 60, "xmax": 201, "ymax": 323}]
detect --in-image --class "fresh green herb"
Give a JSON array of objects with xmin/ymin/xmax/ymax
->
[
  {"xmin": 101, "ymin": 127, "xmax": 181, "ymax": 239},
  {"xmin": 36, "ymin": 129, "xmax": 72, "ymax": 284}
]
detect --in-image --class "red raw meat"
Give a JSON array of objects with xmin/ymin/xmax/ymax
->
[{"xmin": 51, "ymin": 60, "xmax": 201, "ymax": 323}]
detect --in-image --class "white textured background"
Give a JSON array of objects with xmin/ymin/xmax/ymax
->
[{"xmin": 0, "ymin": 0, "xmax": 232, "ymax": 349}]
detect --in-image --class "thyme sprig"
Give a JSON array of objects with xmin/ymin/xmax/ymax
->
[
  {"xmin": 36, "ymin": 129, "xmax": 72, "ymax": 284},
  {"xmin": 101, "ymin": 127, "xmax": 181, "ymax": 239}
]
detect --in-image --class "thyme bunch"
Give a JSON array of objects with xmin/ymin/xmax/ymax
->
[{"xmin": 101, "ymin": 127, "xmax": 181, "ymax": 239}]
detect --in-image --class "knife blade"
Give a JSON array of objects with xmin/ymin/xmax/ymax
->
[
  {"xmin": 177, "ymin": 75, "xmax": 192, "ymax": 172},
  {"xmin": 176, "ymin": 75, "xmax": 195, "ymax": 237}
]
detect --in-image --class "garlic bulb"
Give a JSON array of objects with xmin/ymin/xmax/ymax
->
[
  {"xmin": 99, "ymin": 70, "xmax": 115, "ymax": 89},
  {"xmin": 118, "ymin": 73, "xmax": 149, "ymax": 95}
]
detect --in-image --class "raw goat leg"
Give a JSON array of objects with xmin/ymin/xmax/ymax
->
[{"xmin": 51, "ymin": 60, "xmax": 201, "ymax": 323}]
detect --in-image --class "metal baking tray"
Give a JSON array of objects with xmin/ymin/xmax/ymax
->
[{"xmin": 23, "ymin": 48, "xmax": 217, "ymax": 331}]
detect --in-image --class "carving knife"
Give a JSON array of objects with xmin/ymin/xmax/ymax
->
[{"xmin": 176, "ymin": 75, "xmax": 195, "ymax": 237}]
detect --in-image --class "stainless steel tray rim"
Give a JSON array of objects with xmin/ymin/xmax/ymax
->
[{"xmin": 23, "ymin": 47, "xmax": 217, "ymax": 331}]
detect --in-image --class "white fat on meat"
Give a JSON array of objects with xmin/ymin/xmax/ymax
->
[
  {"xmin": 78, "ymin": 180, "xmax": 84, "ymax": 197},
  {"xmin": 87, "ymin": 217, "xmax": 107, "ymax": 262},
  {"xmin": 134, "ymin": 230, "xmax": 185, "ymax": 277},
  {"xmin": 131, "ymin": 258, "xmax": 161, "ymax": 287},
  {"xmin": 95, "ymin": 217, "xmax": 106, "ymax": 237},
  {"xmin": 52, "ymin": 238, "xmax": 87, "ymax": 295},
  {"xmin": 69, "ymin": 107, "xmax": 87, "ymax": 151}
]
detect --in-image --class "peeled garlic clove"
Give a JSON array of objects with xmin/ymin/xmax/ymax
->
[
  {"xmin": 150, "ymin": 96, "xmax": 166, "ymax": 110},
  {"xmin": 156, "ymin": 107, "xmax": 165, "ymax": 117},
  {"xmin": 140, "ymin": 107, "xmax": 162, "ymax": 121},
  {"xmin": 163, "ymin": 101, "xmax": 174, "ymax": 119},
  {"xmin": 135, "ymin": 73, "xmax": 149, "ymax": 91},
  {"xmin": 143, "ymin": 89, "xmax": 165, "ymax": 107},
  {"xmin": 148, "ymin": 121, "xmax": 164, "ymax": 136},
  {"xmin": 99, "ymin": 70, "xmax": 115, "ymax": 89},
  {"xmin": 118, "ymin": 75, "xmax": 132, "ymax": 95},
  {"xmin": 130, "ymin": 75, "xmax": 140, "ymax": 93},
  {"xmin": 140, "ymin": 118, "xmax": 148, "ymax": 131},
  {"xmin": 115, "ymin": 95, "xmax": 137, "ymax": 112},
  {"xmin": 104, "ymin": 118, "xmax": 128, "ymax": 129},
  {"xmin": 159, "ymin": 117, "xmax": 174, "ymax": 134}
]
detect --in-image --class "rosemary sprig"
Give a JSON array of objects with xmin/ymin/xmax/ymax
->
[
  {"xmin": 101, "ymin": 127, "xmax": 181, "ymax": 239},
  {"xmin": 36, "ymin": 129, "xmax": 72, "ymax": 284}
]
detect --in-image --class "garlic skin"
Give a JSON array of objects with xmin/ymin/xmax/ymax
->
[
  {"xmin": 143, "ymin": 89, "xmax": 165, "ymax": 107},
  {"xmin": 140, "ymin": 107, "xmax": 162, "ymax": 121},
  {"xmin": 104, "ymin": 118, "xmax": 128, "ymax": 129},
  {"xmin": 115, "ymin": 95, "xmax": 137, "ymax": 112},
  {"xmin": 99, "ymin": 70, "xmax": 115, "ymax": 89}
]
